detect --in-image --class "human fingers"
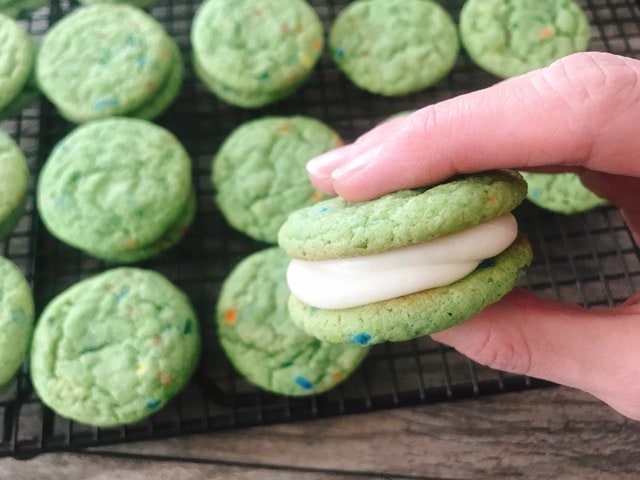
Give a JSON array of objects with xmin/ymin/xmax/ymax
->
[
  {"xmin": 308, "ymin": 52, "xmax": 640, "ymax": 201},
  {"xmin": 432, "ymin": 288, "xmax": 640, "ymax": 421}
]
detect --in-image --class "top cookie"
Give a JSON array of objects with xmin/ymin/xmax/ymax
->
[
  {"xmin": 278, "ymin": 171, "xmax": 527, "ymax": 260},
  {"xmin": 460, "ymin": 0, "xmax": 590, "ymax": 78},
  {"xmin": 37, "ymin": 5, "xmax": 181, "ymax": 122},
  {"xmin": 329, "ymin": 0, "xmax": 459, "ymax": 96},
  {"xmin": 191, "ymin": 0, "xmax": 324, "ymax": 108},
  {"xmin": 213, "ymin": 116, "xmax": 342, "ymax": 243}
]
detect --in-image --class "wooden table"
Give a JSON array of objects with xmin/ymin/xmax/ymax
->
[{"xmin": 2, "ymin": 385, "xmax": 638, "ymax": 479}]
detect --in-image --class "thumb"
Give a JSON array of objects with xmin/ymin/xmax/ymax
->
[{"xmin": 432, "ymin": 289, "xmax": 640, "ymax": 421}]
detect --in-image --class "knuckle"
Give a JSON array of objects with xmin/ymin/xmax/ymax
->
[{"xmin": 545, "ymin": 52, "xmax": 640, "ymax": 110}]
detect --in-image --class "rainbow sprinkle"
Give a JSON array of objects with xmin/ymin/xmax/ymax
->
[
  {"xmin": 350, "ymin": 332, "xmax": 372, "ymax": 346},
  {"xmin": 294, "ymin": 376, "xmax": 314, "ymax": 390}
]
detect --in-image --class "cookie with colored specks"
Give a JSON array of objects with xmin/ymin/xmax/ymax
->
[
  {"xmin": 0, "ymin": 256, "xmax": 34, "ymax": 387},
  {"xmin": 216, "ymin": 247, "xmax": 369, "ymax": 396},
  {"xmin": 329, "ymin": 0, "xmax": 459, "ymax": 96},
  {"xmin": 212, "ymin": 116, "xmax": 342, "ymax": 243},
  {"xmin": 520, "ymin": 171, "xmax": 607, "ymax": 214},
  {"xmin": 36, "ymin": 4, "xmax": 183, "ymax": 123},
  {"xmin": 0, "ymin": 14, "xmax": 39, "ymax": 120},
  {"xmin": 278, "ymin": 171, "xmax": 533, "ymax": 345},
  {"xmin": 30, "ymin": 267, "xmax": 200, "ymax": 427},
  {"xmin": 0, "ymin": 131, "xmax": 29, "ymax": 239},
  {"xmin": 459, "ymin": 0, "xmax": 590, "ymax": 78},
  {"xmin": 36, "ymin": 118, "xmax": 195, "ymax": 263},
  {"xmin": 191, "ymin": 0, "xmax": 324, "ymax": 108}
]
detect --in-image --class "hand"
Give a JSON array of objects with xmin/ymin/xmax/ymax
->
[{"xmin": 306, "ymin": 51, "xmax": 640, "ymax": 421}]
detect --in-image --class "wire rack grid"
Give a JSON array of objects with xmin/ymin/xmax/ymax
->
[{"xmin": 1, "ymin": 0, "xmax": 639, "ymax": 459}]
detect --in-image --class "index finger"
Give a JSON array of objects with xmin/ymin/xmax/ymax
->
[{"xmin": 308, "ymin": 52, "xmax": 640, "ymax": 201}]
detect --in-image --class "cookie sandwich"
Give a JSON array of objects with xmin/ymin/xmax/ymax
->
[
  {"xmin": 329, "ymin": 0, "xmax": 459, "ymax": 96},
  {"xmin": 212, "ymin": 116, "xmax": 342, "ymax": 243},
  {"xmin": 459, "ymin": 0, "xmax": 590, "ymax": 78},
  {"xmin": 30, "ymin": 267, "xmax": 201, "ymax": 426},
  {"xmin": 0, "ymin": 131, "xmax": 29, "ymax": 239},
  {"xmin": 278, "ymin": 171, "xmax": 533, "ymax": 345},
  {"xmin": 191, "ymin": 0, "xmax": 324, "ymax": 108},
  {"xmin": 0, "ymin": 256, "xmax": 34, "ymax": 387},
  {"xmin": 36, "ymin": 118, "xmax": 195, "ymax": 263},
  {"xmin": 0, "ymin": 14, "xmax": 39, "ymax": 120},
  {"xmin": 36, "ymin": 4, "xmax": 183, "ymax": 123}
]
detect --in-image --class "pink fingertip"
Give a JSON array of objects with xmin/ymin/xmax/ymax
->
[{"xmin": 306, "ymin": 145, "xmax": 353, "ymax": 179}]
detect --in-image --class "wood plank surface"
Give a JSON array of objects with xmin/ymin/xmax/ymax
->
[{"xmin": 2, "ymin": 386, "xmax": 638, "ymax": 479}]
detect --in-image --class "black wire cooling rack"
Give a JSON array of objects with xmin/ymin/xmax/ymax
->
[{"xmin": 1, "ymin": 0, "xmax": 640, "ymax": 459}]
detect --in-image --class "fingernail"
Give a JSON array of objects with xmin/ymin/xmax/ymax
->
[
  {"xmin": 306, "ymin": 146, "xmax": 352, "ymax": 179},
  {"xmin": 331, "ymin": 144, "xmax": 383, "ymax": 181}
]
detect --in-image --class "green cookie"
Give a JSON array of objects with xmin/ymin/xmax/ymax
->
[
  {"xmin": 460, "ymin": 0, "xmax": 590, "ymax": 78},
  {"xmin": 0, "ymin": 256, "xmax": 35, "ymax": 387},
  {"xmin": 36, "ymin": 4, "xmax": 183, "ymax": 123},
  {"xmin": 0, "ymin": 14, "xmax": 38, "ymax": 120},
  {"xmin": 36, "ymin": 118, "xmax": 194, "ymax": 263},
  {"xmin": 520, "ymin": 171, "xmax": 607, "ymax": 214},
  {"xmin": 191, "ymin": 0, "xmax": 324, "ymax": 108},
  {"xmin": 278, "ymin": 171, "xmax": 532, "ymax": 345},
  {"xmin": 216, "ymin": 247, "xmax": 369, "ymax": 396},
  {"xmin": 329, "ymin": 0, "xmax": 459, "ymax": 96},
  {"xmin": 0, "ymin": 131, "xmax": 29, "ymax": 239},
  {"xmin": 213, "ymin": 116, "xmax": 342, "ymax": 243},
  {"xmin": 30, "ymin": 267, "xmax": 201, "ymax": 427},
  {"xmin": 279, "ymin": 170, "xmax": 528, "ymax": 260}
]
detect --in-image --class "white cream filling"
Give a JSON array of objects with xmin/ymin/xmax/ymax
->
[{"xmin": 286, "ymin": 214, "xmax": 518, "ymax": 309}]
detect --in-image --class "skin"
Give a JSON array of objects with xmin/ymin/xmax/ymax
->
[{"xmin": 306, "ymin": 51, "xmax": 640, "ymax": 422}]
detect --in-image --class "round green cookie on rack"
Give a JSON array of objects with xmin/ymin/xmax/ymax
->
[
  {"xmin": 0, "ymin": 13, "xmax": 39, "ymax": 120},
  {"xmin": 212, "ymin": 116, "xmax": 342, "ymax": 243},
  {"xmin": 216, "ymin": 247, "xmax": 369, "ymax": 396},
  {"xmin": 191, "ymin": 0, "xmax": 324, "ymax": 108},
  {"xmin": 278, "ymin": 171, "xmax": 533, "ymax": 345},
  {"xmin": 0, "ymin": 256, "xmax": 34, "ymax": 387},
  {"xmin": 520, "ymin": 171, "xmax": 607, "ymax": 214},
  {"xmin": 0, "ymin": 131, "xmax": 29, "ymax": 239},
  {"xmin": 36, "ymin": 118, "xmax": 195, "ymax": 263},
  {"xmin": 36, "ymin": 4, "xmax": 183, "ymax": 123},
  {"xmin": 329, "ymin": 0, "xmax": 459, "ymax": 96},
  {"xmin": 30, "ymin": 267, "xmax": 201, "ymax": 427},
  {"xmin": 459, "ymin": 0, "xmax": 591, "ymax": 78}
]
